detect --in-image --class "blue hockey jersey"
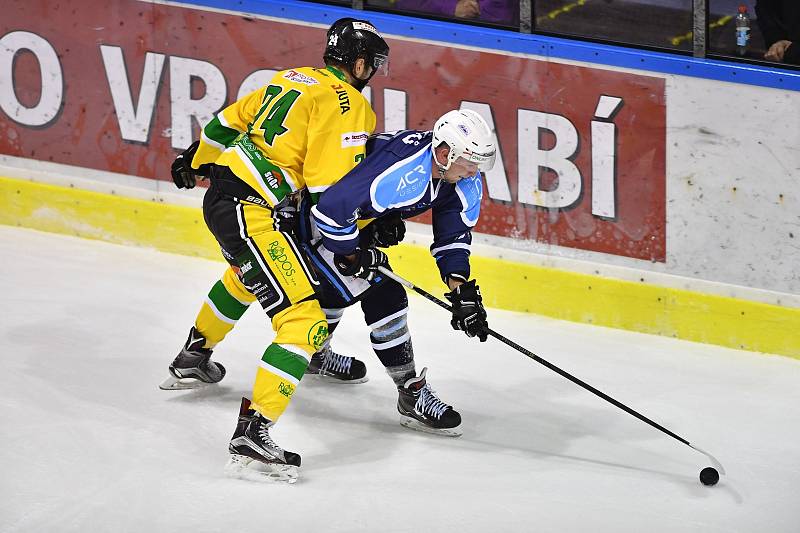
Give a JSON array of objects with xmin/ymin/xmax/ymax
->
[{"xmin": 310, "ymin": 129, "xmax": 483, "ymax": 281}]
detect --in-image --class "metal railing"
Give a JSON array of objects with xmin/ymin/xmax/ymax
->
[{"xmin": 319, "ymin": 0, "xmax": 795, "ymax": 68}]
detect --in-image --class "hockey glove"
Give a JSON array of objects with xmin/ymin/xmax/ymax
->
[
  {"xmin": 273, "ymin": 206, "xmax": 298, "ymax": 235},
  {"xmin": 171, "ymin": 141, "xmax": 208, "ymax": 189},
  {"xmin": 272, "ymin": 196, "xmax": 299, "ymax": 236},
  {"xmin": 334, "ymin": 247, "xmax": 389, "ymax": 282},
  {"xmin": 369, "ymin": 212, "xmax": 406, "ymax": 248},
  {"xmin": 445, "ymin": 279, "xmax": 489, "ymax": 342}
]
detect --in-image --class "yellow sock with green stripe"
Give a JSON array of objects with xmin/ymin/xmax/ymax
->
[
  {"xmin": 252, "ymin": 343, "xmax": 311, "ymax": 421},
  {"xmin": 195, "ymin": 279, "xmax": 252, "ymax": 348}
]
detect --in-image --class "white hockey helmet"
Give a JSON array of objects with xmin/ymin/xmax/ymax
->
[{"xmin": 431, "ymin": 109, "xmax": 496, "ymax": 172}]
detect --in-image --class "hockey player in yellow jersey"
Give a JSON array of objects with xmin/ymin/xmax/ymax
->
[{"xmin": 160, "ymin": 18, "xmax": 389, "ymax": 483}]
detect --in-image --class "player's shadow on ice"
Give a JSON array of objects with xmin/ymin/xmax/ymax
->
[
  {"xmin": 160, "ymin": 375, "xmax": 413, "ymax": 471},
  {"xmin": 158, "ymin": 366, "xmax": 741, "ymax": 499},
  {"xmin": 290, "ymin": 379, "xmax": 415, "ymax": 472},
  {"xmin": 162, "ymin": 384, "xmax": 241, "ymax": 403}
]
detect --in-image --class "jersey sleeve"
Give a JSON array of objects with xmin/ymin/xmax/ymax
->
[
  {"xmin": 191, "ymin": 87, "xmax": 265, "ymax": 169},
  {"xmin": 303, "ymin": 89, "xmax": 376, "ymax": 200},
  {"xmin": 430, "ymin": 174, "xmax": 483, "ymax": 282},
  {"xmin": 311, "ymin": 130, "xmax": 433, "ymax": 256},
  {"xmin": 310, "ymin": 156, "xmax": 385, "ymax": 256}
]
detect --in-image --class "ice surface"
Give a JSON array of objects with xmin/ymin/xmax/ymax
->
[{"xmin": 1, "ymin": 226, "xmax": 798, "ymax": 533}]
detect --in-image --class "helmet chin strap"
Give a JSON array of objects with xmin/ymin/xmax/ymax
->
[{"xmin": 351, "ymin": 75, "xmax": 368, "ymax": 92}]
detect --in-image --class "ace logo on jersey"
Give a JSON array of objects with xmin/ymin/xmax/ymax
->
[{"xmin": 396, "ymin": 165, "xmax": 426, "ymax": 193}]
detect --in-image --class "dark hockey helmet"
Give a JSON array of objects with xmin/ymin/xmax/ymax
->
[{"xmin": 323, "ymin": 18, "xmax": 389, "ymax": 90}]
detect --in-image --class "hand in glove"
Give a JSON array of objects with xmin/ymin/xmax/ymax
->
[
  {"xmin": 445, "ymin": 279, "xmax": 489, "ymax": 342},
  {"xmin": 334, "ymin": 247, "xmax": 389, "ymax": 282},
  {"xmin": 368, "ymin": 212, "xmax": 406, "ymax": 248},
  {"xmin": 171, "ymin": 141, "xmax": 208, "ymax": 189},
  {"xmin": 273, "ymin": 203, "xmax": 298, "ymax": 236}
]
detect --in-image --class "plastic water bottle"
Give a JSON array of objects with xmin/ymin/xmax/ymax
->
[{"xmin": 735, "ymin": 5, "xmax": 751, "ymax": 56}]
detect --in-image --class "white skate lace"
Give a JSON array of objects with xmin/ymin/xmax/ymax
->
[
  {"xmin": 257, "ymin": 423, "xmax": 281, "ymax": 451},
  {"xmin": 321, "ymin": 347, "xmax": 353, "ymax": 374},
  {"xmin": 415, "ymin": 384, "xmax": 449, "ymax": 419}
]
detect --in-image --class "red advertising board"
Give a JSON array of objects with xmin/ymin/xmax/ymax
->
[{"xmin": 0, "ymin": 0, "xmax": 666, "ymax": 261}]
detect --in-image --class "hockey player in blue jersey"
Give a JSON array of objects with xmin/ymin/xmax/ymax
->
[{"xmin": 300, "ymin": 109, "xmax": 497, "ymax": 436}]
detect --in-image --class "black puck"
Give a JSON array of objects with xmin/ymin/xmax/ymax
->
[{"xmin": 699, "ymin": 467, "xmax": 719, "ymax": 486}]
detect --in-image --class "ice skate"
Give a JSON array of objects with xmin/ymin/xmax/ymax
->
[
  {"xmin": 159, "ymin": 327, "xmax": 226, "ymax": 390},
  {"xmin": 304, "ymin": 345, "xmax": 368, "ymax": 384},
  {"xmin": 397, "ymin": 367, "xmax": 462, "ymax": 437},
  {"xmin": 224, "ymin": 398, "xmax": 300, "ymax": 484}
]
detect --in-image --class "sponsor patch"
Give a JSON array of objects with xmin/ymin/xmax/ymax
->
[
  {"xmin": 278, "ymin": 381, "xmax": 295, "ymax": 398},
  {"xmin": 352, "ymin": 21, "xmax": 380, "ymax": 36},
  {"xmin": 267, "ymin": 240, "xmax": 296, "ymax": 282},
  {"xmin": 341, "ymin": 131, "xmax": 369, "ymax": 148},
  {"xmin": 308, "ymin": 320, "xmax": 329, "ymax": 350},
  {"xmin": 282, "ymin": 69, "xmax": 318, "ymax": 85},
  {"xmin": 263, "ymin": 171, "xmax": 282, "ymax": 190},
  {"xmin": 244, "ymin": 194, "xmax": 270, "ymax": 207},
  {"xmin": 346, "ymin": 207, "xmax": 361, "ymax": 224}
]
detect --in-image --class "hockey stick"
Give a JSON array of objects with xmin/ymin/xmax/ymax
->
[{"xmin": 377, "ymin": 266, "xmax": 726, "ymax": 476}]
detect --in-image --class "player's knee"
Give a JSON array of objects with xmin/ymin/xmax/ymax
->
[
  {"xmin": 272, "ymin": 300, "xmax": 329, "ymax": 354},
  {"xmin": 222, "ymin": 266, "xmax": 256, "ymax": 303},
  {"xmin": 362, "ymin": 280, "xmax": 408, "ymax": 322}
]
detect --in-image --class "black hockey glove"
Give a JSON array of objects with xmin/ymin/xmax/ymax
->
[
  {"xmin": 367, "ymin": 212, "xmax": 406, "ymax": 248},
  {"xmin": 334, "ymin": 247, "xmax": 389, "ymax": 282},
  {"xmin": 445, "ymin": 279, "xmax": 489, "ymax": 342},
  {"xmin": 273, "ymin": 205, "xmax": 298, "ymax": 235},
  {"xmin": 171, "ymin": 141, "xmax": 208, "ymax": 189},
  {"xmin": 272, "ymin": 196, "xmax": 299, "ymax": 236}
]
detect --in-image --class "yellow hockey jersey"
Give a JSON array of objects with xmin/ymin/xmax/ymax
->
[{"xmin": 191, "ymin": 66, "xmax": 375, "ymax": 207}]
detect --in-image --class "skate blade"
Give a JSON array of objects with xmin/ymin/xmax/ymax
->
[
  {"xmin": 305, "ymin": 373, "xmax": 369, "ymax": 385},
  {"xmin": 400, "ymin": 417, "xmax": 463, "ymax": 437},
  {"xmin": 158, "ymin": 375, "xmax": 216, "ymax": 391},
  {"xmin": 224, "ymin": 454, "xmax": 298, "ymax": 484}
]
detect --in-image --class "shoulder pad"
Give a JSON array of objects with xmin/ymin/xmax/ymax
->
[{"xmin": 369, "ymin": 145, "xmax": 433, "ymax": 212}]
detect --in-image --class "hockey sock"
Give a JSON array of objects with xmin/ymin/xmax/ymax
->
[
  {"xmin": 253, "ymin": 343, "xmax": 309, "ymax": 421},
  {"xmin": 195, "ymin": 268, "xmax": 256, "ymax": 347},
  {"xmin": 386, "ymin": 361, "xmax": 417, "ymax": 388},
  {"xmin": 253, "ymin": 300, "xmax": 327, "ymax": 420},
  {"xmin": 368, "ymin": 310, "xmax": 415, "ymax": 385},
  {"xmin": 322, "ymin": 308, "xmax": 344, "ymax": 334}
]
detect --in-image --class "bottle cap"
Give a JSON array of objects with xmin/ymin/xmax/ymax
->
[{"xmin": 738, "ymin": 5, "xmax": 747, "ymax": 13}]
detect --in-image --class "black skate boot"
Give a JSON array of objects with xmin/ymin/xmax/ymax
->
[
  {"xmin": 225, "ymin": 397, "xmax": 301, "ymax": 483},
  {"xmin": 305, "ymin": 345, "xmax": 368, "ymax": 384},
  {"xmin": 397, "ymin": 367, "xmax": 462, "ymax": 437},
  {"xmin": 159, "ymin": 327, "xmax": 226, "ymax": 390}
]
